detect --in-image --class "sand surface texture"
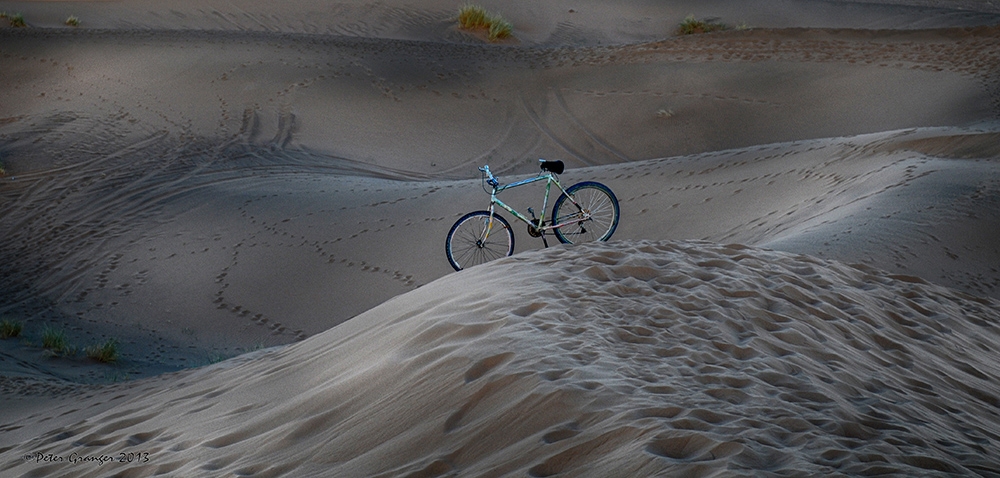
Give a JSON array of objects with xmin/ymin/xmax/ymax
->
[
  {"xmin": 3, "ymin": 241, "xmax": 1000, "ymax": 476},
  {"xmin": 2, "ymin": 0, "xmax": 1000, "ymax": 476}
]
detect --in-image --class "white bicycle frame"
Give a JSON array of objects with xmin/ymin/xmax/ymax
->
[{"xmin": 479, "ymin": 165, "xmax": 589, "ymax": 243}]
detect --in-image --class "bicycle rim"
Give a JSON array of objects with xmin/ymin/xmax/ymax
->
[
  {"xmin": 446, "ymin": 211, "xmax": 515, "ymax": 271},
  {"xmin": 553, "ymin": 182, "xmax": 619, "ymax": 244}
]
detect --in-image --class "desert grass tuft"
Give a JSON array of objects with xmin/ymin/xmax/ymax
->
[
  {"xmin": 2, "ymin": 12, "xmax": 27, "ymax": 28},
  {"xmin": 65, "ymin": 16, "xmax": 80, "ymax": 27},
  {"xmin": 1, "ymin": 319, "xmax": 23, "ymax": 339},
  {"xmin": 239, "ymin": 340, "xmax": 267, "ymax": 353},
  {"xmin": 678, "ymin": 14, "xmax": 726, "ymax": 35},
  {"xmin": 457, "ymin": 4, "xmax": 513, "ymax": 42},
  {"xmin": 41, "ymin": 326, "xmax": 74, "ymax": 356},
  {"xmin": 86, "ymin": 338, "xmax": 120, "ymax": 363},
  {"xmin": 458, "ymin": 4, "xmax": 489, "ymax": 30},
  {"xmin": 487, "ymin": 14, "xmax": 513, "ymax": 41}
]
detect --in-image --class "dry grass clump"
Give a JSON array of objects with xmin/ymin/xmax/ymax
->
[
  {"xmin": 458, "ymin": 4, "xmax": 489, "ymax": 30},
  {"xmin": 65, "ymin": 16, "xmax": 80, "ymax": 27},
  {"xmin": 0, "ymin": 319, "xmax": 23, "ymax": 339},
  {"xmin": 2, "ymin": 320, "xmax": 121, "ymax": 363},
  {"xmin": 458, "ymin": 4, "xmax": 513, "ymax": 42},
  {"xmin": 487, "ymin": 15, "xmax": 513, "ymax": 41},
  {"xmin": 86, "ymin": 338, "xmax": 120, "ymax": 363},
  {"xmin": 677, "ymin": 15, "xmax": 726, "ymax": 35},
  {"xmin": 41, "ymin": 326, "xmax": 75, "ymax": 356},
  {"xmin": 1, "ymin": 12, "xmax": 27, "ymax": 28}
]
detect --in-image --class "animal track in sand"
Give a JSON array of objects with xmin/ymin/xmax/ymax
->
[{"xmin": 231, "ymin": 199, "xmax": 424, "ymax": 334}]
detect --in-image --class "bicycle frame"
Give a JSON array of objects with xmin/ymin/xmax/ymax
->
[{"xmin": 481, "ymin": 172, "xmax": 586, "ymax": 242}]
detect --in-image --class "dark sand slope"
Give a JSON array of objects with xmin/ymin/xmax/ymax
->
[{"xmin": 2, "ymin": 26, "xmax": 999, "ymax": 175}]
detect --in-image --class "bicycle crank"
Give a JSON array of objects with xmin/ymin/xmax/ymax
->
[
  {"xmin": 528, "ymin": 218, "xmax": 544, "ymax": 238},
  {"xmin": 526, "ymin": 207, "xmax": 545, "ymax": 238}
]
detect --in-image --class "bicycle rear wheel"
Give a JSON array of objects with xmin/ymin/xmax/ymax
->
[
  {"xmin": 552, "ymin": 181, "xmax": 620, "ymax": 244},
  {"xmin": 445, "ymin": 211, "xmax": 515, "ymax": 271}
]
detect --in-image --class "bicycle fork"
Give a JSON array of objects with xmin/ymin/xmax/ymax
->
[{"xmin": 479, "ymin": 205, "xmax": 498, "ymax": 248}]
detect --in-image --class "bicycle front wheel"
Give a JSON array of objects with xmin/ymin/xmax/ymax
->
[
  {"xmin": 552, "ymin": 181, "xmax": 620, "ymax": 244},
  {"xmin": 445, "ymin": 211, "xmax": 515, "ymax": 271}
]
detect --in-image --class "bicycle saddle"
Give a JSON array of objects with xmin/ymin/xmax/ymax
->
[{"xmin": 540, "ymin": 160, "xmax": 565, "ymax": 175}]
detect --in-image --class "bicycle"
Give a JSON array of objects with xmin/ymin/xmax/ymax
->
[{"xmin": 445, "ymin": 159, "xmax": 620, "ymax": 271}]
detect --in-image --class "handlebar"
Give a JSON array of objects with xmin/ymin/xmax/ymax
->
[{"xmin": 479, "ymin": 165, "xmax": 499, "ymax": 188}]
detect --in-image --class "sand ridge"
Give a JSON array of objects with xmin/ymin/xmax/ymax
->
[{"xmin": 2, "ymin": 241, "xmax": 1000, "ymax": 476}]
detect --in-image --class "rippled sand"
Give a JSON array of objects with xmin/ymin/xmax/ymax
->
[
  {"xmin": 3, "ymin": 241, "xmax": 1000, "ymax": 476},
  {"xmin": 2, "ymin": 0, "xmax": 999, "ymax": 475}
]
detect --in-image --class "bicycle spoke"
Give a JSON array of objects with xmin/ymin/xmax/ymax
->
[
  {"xmin": 445, "ymin": 211, "xmax": 515, "ymax": 271},
  {"xmin": 552, "ymin": 182, "xmax": 619, "ymax": 244}
]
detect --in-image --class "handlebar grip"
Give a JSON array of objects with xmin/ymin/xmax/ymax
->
[{"xmin": 480, "ymin": 165, "xmax": 499, "ymax": 187}]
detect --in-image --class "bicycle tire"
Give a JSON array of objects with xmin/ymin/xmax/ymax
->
[
  {"xmin": 552, "ymin": 181, "xmax": 620, "ymax": 244},
  {"xmin": 445, "ymin": 211, "xmax": 515, "ymax": 271}
]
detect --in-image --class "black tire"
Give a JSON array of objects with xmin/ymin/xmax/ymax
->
[
  {"xmin": 552, "ymin": 181, "xmax": 620, "ymax": 244},
  {"xmin": 445, "ymin": 211, "xmax": 515, "ymax": 271}
]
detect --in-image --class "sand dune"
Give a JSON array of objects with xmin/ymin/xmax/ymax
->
[
  {"xmin": 5, "ymin": 0, "xmax": 1000, "ymax": 43},
  {"xmin": 2, "ymin": 0, "xmax": 1000, "ymax": 475},
  {"xmin": 3, "ymin": 241, "xmax": 1000, "ymax": 476}
]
